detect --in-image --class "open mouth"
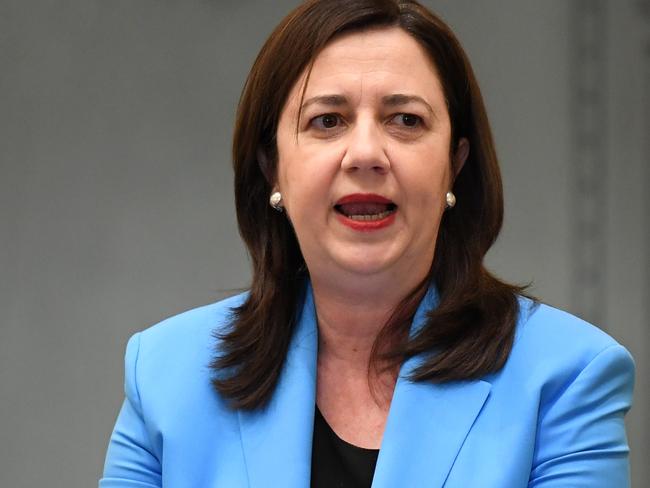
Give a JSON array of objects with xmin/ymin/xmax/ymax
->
[
  {"xmin": 334, "ymin": 202, "xmax": 398, "ymax": 221},
  {"xmin": 333, "ymin": 194, "xmax": 398, "ymax": 230}
]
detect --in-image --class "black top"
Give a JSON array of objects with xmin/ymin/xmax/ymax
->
[{"xmin": 311, "ymin": 407, "xmax": 380, "ymax": 488}]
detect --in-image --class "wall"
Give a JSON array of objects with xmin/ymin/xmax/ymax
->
[{"xmin": 1, "ymin": 1, "xmax": 646, "ymax": 486}]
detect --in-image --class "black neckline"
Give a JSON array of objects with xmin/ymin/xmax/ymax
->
[
  {"xmin": 315, "ymin": 406, "xmax": 380, "ymax": 453},
  {"xmin": 311, "ymin": 405, "xmax": 380, "ymax": 488}
]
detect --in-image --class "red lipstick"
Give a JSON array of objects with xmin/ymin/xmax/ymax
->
[{"xmin": 334, "ymin": 193, "xmax": 397, "ymax": 232}]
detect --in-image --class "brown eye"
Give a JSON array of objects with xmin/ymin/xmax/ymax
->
[
  {"xmin": 393, "ymin": 113, "xmax": 421, "ymax": 127},
  {"xmin": 312, "ymin": 114, "xmax": 340, "ymax": 129}
]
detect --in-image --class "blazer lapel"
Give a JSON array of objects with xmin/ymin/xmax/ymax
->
[
  {"xmin": 371, "ymin": 287, "xmax": 492, "ymax": 488},
  {"xmin": 237, "ymin": 282, "xmax": 491, "ymax": 488},
  {"xmin": 238, "ymin": 285, "xmax": 318, "ymax": 488}
]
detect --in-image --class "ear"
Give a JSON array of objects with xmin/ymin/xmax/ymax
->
[
  {"xmin": 257, "ymin": 147, "xmax": 275, "ymax": 186},
  {"xmin": 452, "ymin": 137, "xmax": 470, "ymax": 179}
]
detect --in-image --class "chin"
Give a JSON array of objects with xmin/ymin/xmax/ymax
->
[{"xmin": 331, "ymin": 252, "xmax": 401, "ymax": 278}]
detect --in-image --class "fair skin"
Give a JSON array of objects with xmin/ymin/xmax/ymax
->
[{"xmin": 275, "ymin": 27, "xmax": 469, "ymax": 449}]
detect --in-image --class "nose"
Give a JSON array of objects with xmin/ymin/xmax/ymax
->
[{"xmin": 340, "ymin": 117, "xmax": 390, "ymax": 174}]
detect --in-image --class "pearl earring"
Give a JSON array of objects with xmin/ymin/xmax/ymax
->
[
  {"xmin": 269, "ymin": 191, "xmax": 283, "ymax": 211},
  {"xmin": 446, "ymin": 191, "xmax": 456, "ymax": 209}
]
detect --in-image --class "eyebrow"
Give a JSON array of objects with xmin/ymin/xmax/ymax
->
[
  {"xmin": 300, "ymin": 93, "xmax": 435, "ymax": 119},
  {"xmin": 300, "ymin": 94, "xmax": 348, "ymax": 111},
  {"xmin": 382, "ymin": 94, "xmax": 435, "ymax": 119}
]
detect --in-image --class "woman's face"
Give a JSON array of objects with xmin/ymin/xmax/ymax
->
[{"xmin": 275, "ymin": 27, "xmax": 468, "ymax": 285}]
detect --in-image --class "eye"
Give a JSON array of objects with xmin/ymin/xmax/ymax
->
[
  {"xmin": 390, "ymin": 113, "xmax": 422, "ymax": 128},
  {"xmin": 310, "ymin": 113, "xmax": 342, "ymax": 130}
]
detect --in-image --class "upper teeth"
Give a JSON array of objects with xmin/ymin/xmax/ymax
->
[{"xmin": 347, "ymin": 210, "xmax": 393, "ymax": 221}]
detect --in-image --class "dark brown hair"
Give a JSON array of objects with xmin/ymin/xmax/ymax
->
[{"xmin": 211, "ymin": 0, "xmax": 533, "ymax": 409}]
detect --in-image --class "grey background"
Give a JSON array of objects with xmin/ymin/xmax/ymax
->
[{"xmin": 1, "ymin": 1, "xmax": 647, "ymax": 487}]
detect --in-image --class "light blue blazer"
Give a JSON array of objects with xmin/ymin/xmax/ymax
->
[{"xmin": 100, "ymin": 283, "xmax": 635, "ymax": 487}]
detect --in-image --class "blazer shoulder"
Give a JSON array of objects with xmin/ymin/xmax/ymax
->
[
  {"xmin": 127, "ymin": 290, "xmax": 249, "ymax": 383},
  {"xmin": 508, "ymin": 296, "xmax": 634, "ymax": 383},
  {"xmin": 138, "ymin": 291, "xmax": 248, "ymax": 346},
  {"xmin": 121, "ymin": 291, "xmax": 249, "ymax": 418},
  {"xmin": 517, "ymin": 297, "xmax": 624, "ymax": 349}
]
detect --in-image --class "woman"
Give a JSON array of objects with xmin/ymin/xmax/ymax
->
[{"xmin": 100, "ymin": 1, "xmax": 635, "ymax": 487}]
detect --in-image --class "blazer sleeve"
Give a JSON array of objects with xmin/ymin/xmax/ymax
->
[
  {"xmin": 99, "ymin": 333, "xmax": 162, "ymax": 488},
  {"xmin": 529, "ymin": 344, "xmax": 635, "ymax": 487}
]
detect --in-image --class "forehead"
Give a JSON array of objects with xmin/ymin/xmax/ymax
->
[{"xmin": 296, "ymin": 27, "xmax": 444, "ymax": 102}]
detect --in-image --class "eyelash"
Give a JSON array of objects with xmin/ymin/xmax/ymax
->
[
  {"xmin": 310, "ymin": 113, "xmax": 342, "ymax": 130},
  {"xmin": 308, "ymin": 113, "xmax": 424, "ymax": 131},
  {"xmin": 391, "ymin": 113, "xmax": 423, "ymax": 128}
]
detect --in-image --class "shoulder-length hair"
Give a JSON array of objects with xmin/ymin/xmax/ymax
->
[{"xmin": 211, "ymin": 0, "xmax": 531, "ymax": 409}]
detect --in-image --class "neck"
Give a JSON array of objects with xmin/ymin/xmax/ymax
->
[
  {"xmin": 311, "ymin": 270, "xmax": 429, "ymax": 409},
  {"xmin": 310, "ymin": 267, "xmax": 428, "ymax": 371},
  {"xmin": 313, "ymin": 288, "xmax": 391, "ymax": 368}
]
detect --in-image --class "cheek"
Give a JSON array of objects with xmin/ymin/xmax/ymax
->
[
  {"xmin": 396, "ymin": 155, "xmax": 451, "ymax": 208},
  {"xmin": 277, "ymin": 163, "xmax": 325, "ymax": 223},
  {"xmin": 278, "ymin": 148, "xmax": 340, "ymax": 209}
]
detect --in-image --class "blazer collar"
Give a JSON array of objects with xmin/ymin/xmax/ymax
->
[
  {"xmin": 373, "ymin": 284, "xmax": 492, "ymax": 487},
  {"xmin": 238, "ymin": 282, "xmax": 491, "ymax": 488},
  {"xmin": 237, "ymin": 284, "xmax": 318, "ymax": 488}
]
